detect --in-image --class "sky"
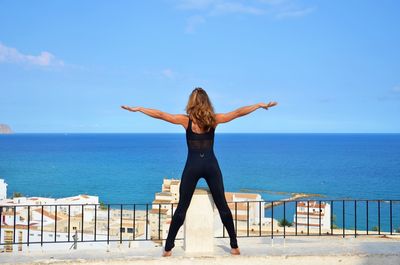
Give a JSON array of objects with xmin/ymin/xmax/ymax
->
[{"xmin": 0, "ymin": 0, "xmax": 399, "ymax": 133}]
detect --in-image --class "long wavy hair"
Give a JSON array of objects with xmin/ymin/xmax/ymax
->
[{"xmin": 185, "ymin": 87, "xmax": 216, "ymax": 131}]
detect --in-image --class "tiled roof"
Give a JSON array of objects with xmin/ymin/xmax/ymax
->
[{"xmin": 33, "ymin": 208, "xmax": 63, "ymax": 221}]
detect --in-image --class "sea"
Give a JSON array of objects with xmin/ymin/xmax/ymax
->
[{"xmin": 1, "ymin": 133, "xmax": 399, "ymax": 232}]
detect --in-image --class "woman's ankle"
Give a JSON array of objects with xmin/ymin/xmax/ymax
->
[
  {"xmin": 230, "ymin": 243, "xmax": 239, "ymax": 249},
  {"xmin": 164, "ymin": 242, "xmax": 174, "ymax": 252}
]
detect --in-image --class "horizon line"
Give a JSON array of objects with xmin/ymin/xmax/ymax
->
[{"xmin": 2, "ymin": 132, "xmax": 400, "ymax": 135}]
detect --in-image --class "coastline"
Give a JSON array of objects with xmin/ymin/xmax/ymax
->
[{"xmin": 239, "ymin": 188, "xmax": 324, "ymax": 208}]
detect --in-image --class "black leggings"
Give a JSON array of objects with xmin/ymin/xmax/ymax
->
[{"xmin": 164, "ymin": 151, "xmax": 238, "ymax": 251}]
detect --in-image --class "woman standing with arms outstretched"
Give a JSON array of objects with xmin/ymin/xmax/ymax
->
[{"xmin": 121, "ymin": 87, "xmax": 277, "ymax": 257}]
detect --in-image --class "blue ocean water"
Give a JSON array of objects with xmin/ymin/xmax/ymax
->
[
  {"xmin": 0, "ymin": 133, "xmax": 399, "ymax": 203},
  {"xmin": 1, "ymin": 133, "xmax": 400, "ymax": 232}
]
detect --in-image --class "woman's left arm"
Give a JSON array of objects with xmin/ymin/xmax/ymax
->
[{"xmin": 121, "ymin": 106, "xmax": 187, "ymax": 126}]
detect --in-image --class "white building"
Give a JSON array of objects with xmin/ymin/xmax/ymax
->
[
  {"xmin": 224, "ymin": 192, "xmax": 265, "ymax": 225},
  {"xmin": 55, "ymin": 194, "xmax": 99, "ymax": 218},
  {"xmin": 0, "ymin": 178, "xmax": 7, "ymax": 200},
  {"xmin": 149, "ymin": 178, "xmax": 181, "ymax": 239},
  {"xmin": 161, "ymin": 178, "xmax": 180, "ymax": 202},
  {"xmin": 293, "ymin": 201, "xmax": 331, "ymax": 231},
  {"xmin": 0, "ymin": 194, "xmax": 98, "ymax": 208},
  {"xmin": 1, "ymin": 194, "xmax": 100, "ymax": 227}
]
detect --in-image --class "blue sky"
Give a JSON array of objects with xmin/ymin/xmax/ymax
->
[{"xmin": 0, "ymin": 0, "xmax": 399, "ymax": 133}]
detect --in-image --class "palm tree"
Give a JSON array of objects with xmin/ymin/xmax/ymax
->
[
  {"xmin": 278, "ymin": 218, "xmax": 292, "ymax": 227},
  {"xmin": 12, "ymin": 192, "xmax": 23, "ymax": 198},
  {"xmin": 99, "ymin": 201, "xmax": 108, "ymax": 210}
]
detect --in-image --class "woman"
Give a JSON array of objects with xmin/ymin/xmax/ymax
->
[{"xmin": 121, "ymin": 87, "xmax": 277, "ymax": 257}]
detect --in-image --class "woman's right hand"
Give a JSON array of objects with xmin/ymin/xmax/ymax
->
[
  {"xmin": 259, "ymin": 101, "xmax": 278, "ymax": 110},
  {"xmin": 121, "ymin": 105, "xmax": 141, "ymax": 112}
]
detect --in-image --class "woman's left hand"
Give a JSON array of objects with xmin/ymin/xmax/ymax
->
[
  {"xmin": 121, "ymin": 106, "xmax": 141, "ymax": 112},
  {"xmin": 259, "ymin": 101, "xmax": 278, "ymax": 110}
]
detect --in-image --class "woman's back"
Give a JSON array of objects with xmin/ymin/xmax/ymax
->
[{"xmin": 186, "ymin": 118, "xmax": 215, "ymax": 154}]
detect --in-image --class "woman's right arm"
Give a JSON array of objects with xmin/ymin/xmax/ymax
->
[
  {"xmin": 215, "ymin": 101, "xmax": 277, "ymax": 124},
  {"xmin": 121, "ymin": 105, "xmax": 188, "ymax": 127}
]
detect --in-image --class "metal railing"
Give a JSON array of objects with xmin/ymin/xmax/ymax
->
[{"xmin": 0, "ymin": 199, "xmax": 399, "ymax": 247}]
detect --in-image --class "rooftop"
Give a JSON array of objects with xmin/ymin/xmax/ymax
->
[{"xmin": 1, "ymin": 236, "xmax": 399, "ymax": 265}]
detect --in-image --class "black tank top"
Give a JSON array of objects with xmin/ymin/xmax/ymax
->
[{"xmin": 186, "ymin": 118, "xmax": 215, "ymax": 153}]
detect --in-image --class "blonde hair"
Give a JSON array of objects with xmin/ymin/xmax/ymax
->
[{"xmin": 185, "ymin": 87, "xmax": 216, "ymax": 130}]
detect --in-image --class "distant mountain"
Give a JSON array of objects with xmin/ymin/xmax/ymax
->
[{"xmin": 0, "ymin": 124, "xmax": 13, "ymax": 134}]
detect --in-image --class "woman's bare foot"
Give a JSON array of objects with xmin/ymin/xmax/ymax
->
[
  {"xmin": 162, "ymin": 250, "xmax": 172, "ymax": 257},
  {"xmin": 231, "ymin": 247, "xmax": 241, "ymax": 255}
]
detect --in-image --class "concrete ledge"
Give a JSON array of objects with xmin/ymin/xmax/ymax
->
[
  {"xmin": 184, "ymin": 188, "xmax": 215, "ymax": 253},
  {"xmin": 1, "ymin": 236, "xmax": 400, "ymax": 265}
]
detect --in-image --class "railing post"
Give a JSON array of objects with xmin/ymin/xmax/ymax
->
[
  {"xmin": 94, "ymin": 204, "xmax": 97, "ymax": 241},
  {"xmin": 354, "ymin": 200, "xmax": 357, "ymax": 238},
  {"xmin": 295, "ymin": 201, "xmax": 298, "ymax": 236},
  {"xmin": 145, "ymin": 204, "xmax": 148, "ymax": 240},
  {"xmin": 319, "ymin": 200, "xmax": 321, "ymax": 236},
  {"xmin": 330, "ymin": 200, "xmax": 333, "ymax": 235},
  {"xmin": 133, "ymin": 204, "xmax": 136, "ymax": 240},
  {"xmin": 107, "ymin": 204, "xmax": 110, "ymax": 245},
  {"xmin": 259, "ymin": 201, "xmax": 262, "ymax": 236},
  {"xmin": 378, "ymin": 200, "xmax": 381, "ymax": 235},
  {"xmin": 307, "ymin": 201, "xmax": 310, "ymax": 236},
  {"xmin": 366, "ymin": 200, "xmax": 369, "ymax": 235},
  {"xmin": 13, "ymin": 206, "xmax": 16, "ymax": 244},
  {"xmin": 283, "ymin": 201, "xmax": 286, "ymax": 239},
  {"xmin": 68, "ymin": 205, "xmax": 71, "ymax": 242},
  {"xmin": 41, "ymin": 205, "xmax": 44, "ymax": 246},
  {"xmin": 247, "ymin": 201, "xmax": 250, "ymax": 237},
  {"xmin": 54, "ymin": 206, "xmax": 57, "ymax": 242},
  {"xmin": 271, "ymin": 201, "xmax": 274, "ymax": 240},
  {"xmin": 158, "ymin": 203, "xmax": 161, "ymax": 240},
  {"xmin": 120, "ymin": 204, "xmax": 123, "ymax": 244},
  {"xmin": 390, "ymin": 200, "xmax": 393, "ymax": 235},
  {"xmin": 27, "ymin": 206, "xmax": 30, "ymax": 246},
  {"xmin": 81, "ymin": 205, "xmax": 84, "ymax": 242},
  {"xmin": 342, "ymin": 200, "xmax": 345, "ymax": 238}
]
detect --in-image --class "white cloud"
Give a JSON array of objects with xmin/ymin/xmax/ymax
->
[
  {"xmin": 173, "ymin": 0, "xmax": 315, "ymax": 33},
  {"xmin": 162, "ymin": 68, "xmax": 175, "ymax": 79},
  {"xmin": 392, "ymin": 85, "xmax": 400, "ymax": 93},
  {"xmin": 209, "ymin": 2, "xmax": 265, "ymax": 16},
  {"xmin": 275, "ymin": 6, "xmax": 315, "ymax": 19},
  {"xmin": 0, "ymin": 42, "xmax": 64, "ymax": 67},
  {"xmin": 177, "ymin": 0, "xmax": 265, "ymax": 15},
  {"xmin": 185, "ymin": 15, "xmax": 206, "ymax": 33},
  {"xmin": 176, "ymin": 0, "xmax": 216, "ymax": 10}
]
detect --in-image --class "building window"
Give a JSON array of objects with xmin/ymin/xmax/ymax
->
[
  {"xmin": 127, "ymin": 228, "xmax": 134, "ymax": 233},
  {"xmin": 120, "ymin": 227, "xmax": 125, "ymax": 233}
]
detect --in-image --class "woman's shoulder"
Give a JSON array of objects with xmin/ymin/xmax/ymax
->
[{"xmin": 182, "ymin": 114, "xmax": 190, "ymax": 130}]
